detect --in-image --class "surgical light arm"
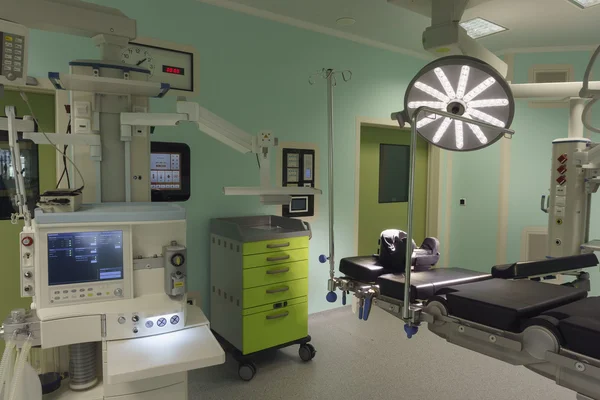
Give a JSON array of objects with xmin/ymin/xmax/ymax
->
[{"xmin": 390, "ymin": 0, "xmax": 508, "ymax": 78}]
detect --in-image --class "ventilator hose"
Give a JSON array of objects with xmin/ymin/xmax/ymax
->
[
  {"xmin": 0, "ymin": 340, "xmax": 16, "ymax": 395},
  {"xmin": 8, "ymin": 336, "xmax": 33, "ymax": 400}
]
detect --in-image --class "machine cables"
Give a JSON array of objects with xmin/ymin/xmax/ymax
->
[
  {"xmin": 56, "ymin": 111, "xmax": 71, "ymax": 189},
  {"xmin": 19, "ymin": 91, "xmax": 85, "ymax": 192}
]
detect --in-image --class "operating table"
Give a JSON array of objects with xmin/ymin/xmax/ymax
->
[{"xmin": 333, "ymin": 232, "xmax": 600, "ymax": 400}]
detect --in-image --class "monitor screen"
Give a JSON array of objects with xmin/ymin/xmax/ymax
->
[
  {"xmin": 47, "ymin": 230, "xmax": 124, "ymax": 286},
  {"xmin": 150, "ymin": 152, "xmax": 181, "ymax": 191},
  {"xmin": 290, "ymin": 197, "xmax": 308, "ymax": 213}
]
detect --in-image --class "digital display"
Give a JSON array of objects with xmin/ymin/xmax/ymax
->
[
  {"xmin": 162, "ymin": 65, "xmax": 184, "ymax": 75},
  {"xmin": 151, "ymin": 152, "xmax": 181, "ymax": 191},
  {"xmin": 290, "ymin": 197, "xmax": 309, "ymax": 213},
  {"xmin": 48, "ymin": 231, "xmax": 124, "ymax": 286}
]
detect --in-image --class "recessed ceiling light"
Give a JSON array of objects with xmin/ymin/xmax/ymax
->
[
  {"xmin": 336, "ymin": 17, "xmax": 356, "ymax": 27},
  {"xmin": 567, "ymin": 0, "xmax": 600, "ymax": 8},
  {"xmin": 460, "ymin": 18, "xmax": 507, "ymax": 39}
]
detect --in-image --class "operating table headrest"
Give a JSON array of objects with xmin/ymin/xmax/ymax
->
[{"xmin": 378, "ymin": 229, "xmax": 440, "ymax": 273}]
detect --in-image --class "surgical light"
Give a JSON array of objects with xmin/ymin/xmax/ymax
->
[
  {"xmin": 460, "ymin": 18, "xmax": 507, "ymax": 39},
  {"xmin": 394, "ymin": 55, "xmax": 515, "ymax": 323},
  {"xmin": 403, "ymin": 55, "xmax": 515, "ymax": 152},
  {"xmin": 567, "ymin": 0, "xmax": 600, "ymax": 8},
  {"xmin": 455, "ymin": 120, "xmax": 464, "ymax": 149}
]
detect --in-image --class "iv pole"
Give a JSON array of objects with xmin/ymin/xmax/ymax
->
[{"xmin": 310, "ymin": 68, "xmax": 352, "ymax": 303}]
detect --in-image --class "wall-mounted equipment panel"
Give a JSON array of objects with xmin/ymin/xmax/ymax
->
[
  {"xmin": 281, "ymin": 148, "xmax": 315, "ymax": 218},
  {"xmin": 150, "ymin": 142, "xmax": 190, "ymax": 202}
]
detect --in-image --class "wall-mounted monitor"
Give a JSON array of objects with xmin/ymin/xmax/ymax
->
[{"xmin": 150, "ymin": 142, "xmax": 190, "ymax": 202}]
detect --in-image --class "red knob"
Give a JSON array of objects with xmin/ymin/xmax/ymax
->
[{"xmin": 21, "ymin": 236, "xmax": 33, "ymax": 247}]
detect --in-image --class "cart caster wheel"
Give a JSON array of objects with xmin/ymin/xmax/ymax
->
[
  {"xmin": 238, "ymin": 362, "xmax": 257, "ymax": 381},
  {"xmin": 299, "ymin": 343, "xmax": 316, "ymax": 362}
]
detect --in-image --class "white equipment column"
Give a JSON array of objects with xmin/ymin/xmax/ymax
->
[
  {"xmin": 69, "ymin": 36, "xmax": 151, "ymax": 203},
  {"xmin": 547, "ymin": 139, "xmax": 591, "ymax": 258}
]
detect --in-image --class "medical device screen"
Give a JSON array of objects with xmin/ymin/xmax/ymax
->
[
  {"xmin": 151, "ymin": 152, "xmax": 181, "ymax": 191},
  {"xmin": 48, "ymin": 230, "xmax": 124, "ymax": 286}
]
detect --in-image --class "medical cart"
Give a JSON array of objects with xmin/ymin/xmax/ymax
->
[{"xmin": 210, "ymin": 215, "xmax": 315, "ymax": 381}]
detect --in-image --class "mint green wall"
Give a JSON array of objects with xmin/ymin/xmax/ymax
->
[
  {"xmin": 446, "ymin": 49, "xmax": 600, "ymax": 290},
  {"xmin": 26, "ymin": 0, "xmax": 425, "ymax": 313},
  {"xmin": 447, "ymin": 144, "xmax": 501, "ymax": 272}
]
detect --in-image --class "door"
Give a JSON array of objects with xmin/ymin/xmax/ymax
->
[
  {"xmin": 358, "ymin": 125, "xmax": 428, "ymax": 255},
  {"xmin": 0, "ymin": 89, "xmax": 56, "ymax": 353}
]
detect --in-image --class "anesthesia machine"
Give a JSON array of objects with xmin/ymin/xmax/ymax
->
[{"xmin": 0, "ymin": 0, "xmax": 320, "ymax": 399}]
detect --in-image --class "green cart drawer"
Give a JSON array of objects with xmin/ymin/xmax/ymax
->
[
  {"xmin": 243, "ymin": 278, "xmax": 308, "ymax": 309},
  {"xmin": 243, "ymin": 236, "xmax": 309, "ymax": 256},
  {"xmin": 243, "ymin": 261, "xmax": 308, "ymax": 289},
  {"xmin": 242, "ymin": 300, "xmax": 308, "ymax": 355},
  {"xmin": 242, "ymin": 248, "xmax": 308, "ymax": 269}
]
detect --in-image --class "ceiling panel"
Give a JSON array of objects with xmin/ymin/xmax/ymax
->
[{"xmin": 201, "ymin": 0, "xmax": 600, "ymax": 54}]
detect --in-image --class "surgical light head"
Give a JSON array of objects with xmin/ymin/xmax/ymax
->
[{"xmin": 403, "ymin": 55, "xmax": 515, "ymax": 152}]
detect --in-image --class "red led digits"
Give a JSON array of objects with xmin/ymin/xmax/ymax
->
[{"xmin": 162, "ymin": 65, "xmax": 184, "ymax": 75}]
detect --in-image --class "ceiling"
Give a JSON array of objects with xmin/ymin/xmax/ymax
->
[{"xmin": 199, "ymin": 0, "xmax": 600, "ymax": 56}]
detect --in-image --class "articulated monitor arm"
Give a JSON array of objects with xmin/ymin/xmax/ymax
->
[
  {"xmin": 175, "ymin": 101, "xmax": 273, "ymax": 155},
  {"xmin": 121, "ymin": 101, "xmax": 321, "ymax": 203}
]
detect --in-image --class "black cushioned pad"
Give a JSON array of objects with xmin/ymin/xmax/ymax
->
[
  {"xmin": 445, "ymin": 279, "xmax": 588, "ymax": 333},
  {"xmin": 376, "ymin": 268, "xmax": 491, "ymax": 302},
  {"xmin": 492, "ymin": 253, "xmax": 598, "ymax": 279},
  {"xmin": 339, "ymin": 256, "xmax": 388, "ymax": 282},
  {"xmin": 543, "ymin": 297, "xmax": 600, "ymax": 359}
]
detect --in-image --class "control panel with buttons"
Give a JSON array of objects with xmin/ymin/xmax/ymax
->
[
  {"xmin": 104, "ymin": 311, "xmax": 185, "ymax": 340},
  {"xmin": 20, "ymin": 232, "xmax": 35, "ymax": 298},
  {"xmin": 547, "ymin": 139, "xmax": 590, "ymax": 258},
  {"xmin": 0, "ymin": 21, "xmax": 28, "ymax": 86},
  {"xmin": 48, "ymin": 282, "xmax": 125, "ymax": 305}
]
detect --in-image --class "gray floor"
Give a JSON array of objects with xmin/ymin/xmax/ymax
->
[{"xmin": 189, "ymin": 306, "xmax": 575, "ymax": 400}]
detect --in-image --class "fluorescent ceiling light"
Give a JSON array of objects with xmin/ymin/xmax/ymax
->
[
  {"xmin": 567, "ymin": 0, "xmax": 600, "ymax": 8},
  {"xmin": 336, "ymin": 17, "xmax": 356, "ymax": 26},
  {"xmin": 460, "ymin": 18, "xmax": 507, "ymax": 39}
]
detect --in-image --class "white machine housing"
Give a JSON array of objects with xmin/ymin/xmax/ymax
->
[
  {"xmin": 18, "ymin": 204, "xmax": 225, "ymax": 399},
  {"xmin": 547, "ymin": 139, "xmax": 592, "ymax": 258}
]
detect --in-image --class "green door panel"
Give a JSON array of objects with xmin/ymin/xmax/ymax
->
[{"xmin": 358, "ymin": 126, "xmax": 428, "ymax": 256}]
